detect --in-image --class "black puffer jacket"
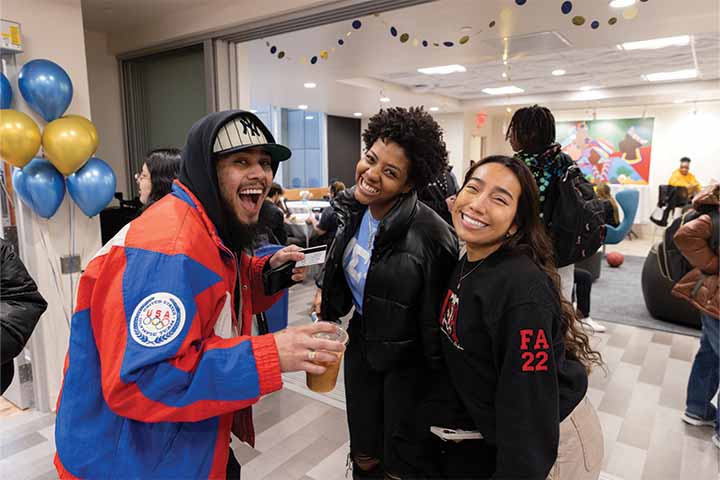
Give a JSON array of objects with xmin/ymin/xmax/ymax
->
[
  {"xmin": 320, "ymin": 188, "xmax": 458, "ymax": 371},
  {"xmin": 1, "ymin": 238, "xmax": 47, "ymax": 393}
]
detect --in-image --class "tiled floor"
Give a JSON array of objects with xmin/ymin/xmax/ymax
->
[{"xmin": 2, "ymin": 257, "xmax": 718, "ymax": 479}]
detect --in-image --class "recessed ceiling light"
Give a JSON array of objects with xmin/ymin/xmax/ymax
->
[
  {"xmin": 579, "ymin": 86, "xmax": 596, "ymax": 91},
  {"xmin": 575, "ymin": 90, "xmax": 606, "ymax": 100},
  {"xmin": 502, "ymin": 72, "xmax": 508, "ymax": 78},
  {"xmin": 552, "ymin": 69, "xmax": 566, "ymax": 76},
  {"xmin": 618, "ymin": 35, "xmax": 690, "ymax": 51},
  {"xmin": 417, "ymin": 64, "xmax": 467, "ymax": 75},
  {"xmin": 298, "ymin": 104, "xmax": 308, "ymax": 110},
  {"xmin": 673, "ymin": 99, "xmax": 686, "ymax": 104},
  {"xmin": 609, "ymin": 0, "xmax": 636, "ymax": 8},
  {"xmin": 303, "ymin": 82, "xmax": 317, "ymax": 89},
  {"xmin": 482, "ymin": 85, "xmax": 525, "ymax": 95},
  {"xmin": 379, "ymin": 96, "xmax": 391, "ymax": 103},
  {"xmin": 506, "ymin": 107, "xmax": 512, "ymax": 113},
  {"xmin": 460, "ymin": 26, "xmax": 473, "ymax": 33},
  {"xmin": 353, "ymin": 112, "xmax": 363, "ymax": 117},
  {"xmin": 429, "ymin": 107, "xmax": 440, "ymax": 112},
  {"xmin": 305, "ymin": 115, "xmax": 314, "ymax": 120},
  {"xmin": 643, "ymin": 69, "xmax": 697, "ymax": 82}
]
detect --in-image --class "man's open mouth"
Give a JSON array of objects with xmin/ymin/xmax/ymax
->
[{"xmin": 239, "ymin": 187, "xmax": 264, "ymax": 211}]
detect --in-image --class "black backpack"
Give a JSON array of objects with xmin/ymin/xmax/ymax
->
[
  {"xmin": 546, "ymin": 165, "xmax": 606, "ymax": 267},
  {"xmin": 658, "ymin": 207, "xmax": 719, "ymax": 284}
]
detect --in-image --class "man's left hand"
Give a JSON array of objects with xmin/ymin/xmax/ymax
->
[{"xmin": 269, "ymin": 245, "xmax": 307, "ymax": 282}]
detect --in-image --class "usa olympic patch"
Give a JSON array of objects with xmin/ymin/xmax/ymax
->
[{"xmin": 130, "ymin": 293, "xmax": 186, "ymax": 348}]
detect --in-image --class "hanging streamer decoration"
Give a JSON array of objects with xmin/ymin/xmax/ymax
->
[
  {"xmin": 380, "ymin": 15, "xmax": 481, "ymax": 49},
  {"xmin": 265, "ymin": 19, "xmax": 363, "ymax": 64},
  {"xmin": 558, "ymin": 0, "xmax": 648, "ymax": 29}
]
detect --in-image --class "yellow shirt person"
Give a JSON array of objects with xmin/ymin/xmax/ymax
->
[{"xmin": 668, "ymin": 158, "xmax": 701, "ymax": 196}]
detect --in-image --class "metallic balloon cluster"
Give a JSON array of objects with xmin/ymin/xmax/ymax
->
[{"xmin": 0, "ymin": 59, "xmax": 116, "ymax": 218}]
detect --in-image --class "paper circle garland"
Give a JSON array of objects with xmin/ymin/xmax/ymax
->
[
  {"xmin": 591, "ymin": 20, "xmax": 599, "ymax": 29},
  {"xmin": 352, "ymin": 20, "xmax": 362, "ymax": 29},
  {"xmin": 572, "ymin": 16, "xmax": 586, "ymax": 26},
  {"xmin": 561, "ymin": 1, "xmax": 573, "ymax": 14}
]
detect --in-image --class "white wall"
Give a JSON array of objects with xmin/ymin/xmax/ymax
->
[
  {"xmin": 84, "ymin": 29, "xmax": 127, "ymax": 197},
  {"xmin": 433, "ymin": 112, "xmax": 464, "ymax": 178},
  {"xmin": 3, "ymin": 0, "xmax": 101, "ymax": 411}
]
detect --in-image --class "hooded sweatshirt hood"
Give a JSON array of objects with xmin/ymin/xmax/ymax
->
[{"xmin": 178, "ymin": 110, "xmax": 287, "ymax": 251}]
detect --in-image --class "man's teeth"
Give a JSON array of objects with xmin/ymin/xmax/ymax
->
[
  {"xmin": 462, "ymin": 213, "xmax": 487, "ymax": 228},
  {"xmin": 240, "ymin": 189, "xmax": 263, "ymax": 195},
  {"xmin": 360, "ymin": 178, "xmax": 379, "ymax": 194}
]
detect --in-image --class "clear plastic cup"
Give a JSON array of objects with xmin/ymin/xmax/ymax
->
[{"xmin": 306, "ymin": 323, "xmax": 349, "ymax": 393}]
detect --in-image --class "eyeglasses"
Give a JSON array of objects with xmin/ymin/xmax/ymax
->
[{"xmin": 134, "ymin": 172, "xmax": 149, "ymax": 182}]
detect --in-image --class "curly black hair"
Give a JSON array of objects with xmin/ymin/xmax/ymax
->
[{"xmin": 362, "ymin": 106, "xmax": 448, "ymax": 190}]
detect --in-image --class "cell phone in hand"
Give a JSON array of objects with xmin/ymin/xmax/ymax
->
[
  {"xmin": 430, "ymin": 426, "xmax": 484, "ymax": 442},
  {"xmin": 295, "ymin": 245, "xmax": 327, "ymax": 267}
]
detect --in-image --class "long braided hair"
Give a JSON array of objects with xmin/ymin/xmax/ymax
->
[{"xmin": 505, "ymin": 105, "xmax": 557, "ymax": 154}]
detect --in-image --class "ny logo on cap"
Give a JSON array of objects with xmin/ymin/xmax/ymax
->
[{"xmin": 213, "ymin": 116, "xmax": 269, "ymax": 154}]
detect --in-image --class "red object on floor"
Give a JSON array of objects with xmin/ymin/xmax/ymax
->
[{"xmin": 606, "ymin": 251, "xmax": 624, "ymax": 267}]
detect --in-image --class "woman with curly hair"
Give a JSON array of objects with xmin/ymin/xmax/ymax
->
[
  {"xmin": 313, "ymin": 107, "xmax": 458, "ymax": 478},
  {"xmin": 427, "ymin": 155, "xmax": 603, "ymax": 479}
]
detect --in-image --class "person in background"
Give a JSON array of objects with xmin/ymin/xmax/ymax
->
[
  {"xmin": 54, "ymin": 110, "xmax": 345, "ymax": 480},
  {"xmin": 506, "ymin": 105, "xmax": 576, "ymax": 303},
  {"xmin": 135, "ymin": 148, "xmax": 182, "ymax": 208},
  {"xmin": 313, "ymin": 107, "xmax": 458, "ymax": 479},
  {"xmin": 573, "ymin": 267, "xmax": 606, "ymax": 333},
  {"xmin": 418, "ymin": 165, "xmax": 459, "ymax": 225},
  {"xmin": 305, "ymin": 180, "xmax": 346, "ymax": 246},
  {"xmin": 0, "ymin": 238, "xmax": 47, "ymax": 394},
  {"xmin": 257, "ymin": 182, "xmax": 288, "ymax": 246},
  {"xmin": 426, "ymin": 155, "xmax": 603, "ymax": 479},
  {"xmin": 668, "ymin": 157, "xmax": 701, "ymax": 197},
  {"xmin": 596, "ymin": 182, "xmax": 620, "ymax": 227},
  {"xmin": 673, "ymin": 183, "xmax": 719, "ymax": 447}
]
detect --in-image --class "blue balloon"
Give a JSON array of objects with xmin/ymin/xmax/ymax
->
[
  {"xmin": 18, "ymin": 59, "xmax": 73, "ymax": 122},
  {"xmin": 0, "ymin": 73, "xmax": 12, "ymax": 109},
  {"xmin": 67, "ymin": 157, "xmax": 116, "ymax": 217},
  {"xmin": 12, "ymin": 157, "xmax": 66, "ymax": 218},
  {"xmin": 12, "ymin": 167, "xmax": 32, "ymax": 207}
]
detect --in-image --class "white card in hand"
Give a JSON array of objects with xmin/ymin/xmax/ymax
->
[{"xmin": 295, "ymin": 246, "xmax": 327, "ymax": 267}]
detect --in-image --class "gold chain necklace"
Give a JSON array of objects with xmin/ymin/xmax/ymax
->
[{"xmin": 457, "ymin": 256, "xmax": 485, "ymax": 290}]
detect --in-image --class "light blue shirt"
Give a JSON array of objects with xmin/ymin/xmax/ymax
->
[{"xmin": 343, "ymin": 209, "xmax": 380, "ymax": 314}]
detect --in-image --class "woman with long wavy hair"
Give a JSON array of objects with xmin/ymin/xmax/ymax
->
[{"xmin": 425, "ymin": 155, "xmax": 604, "ymax": 479}]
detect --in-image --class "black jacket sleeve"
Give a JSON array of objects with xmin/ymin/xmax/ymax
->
[
  {"xmin": 419, "ymin": 237, "xmax": 459, "ymax": 370},
  {"xmin": 491, "ymin": 301, "xmax": 559, "ymax": 480},
  {"xmin": 0, "ymin": 240, "xmax": 47, "ymax": 364},
  {"xmin": 270, "ymin": 207, "xmax": 287, "ymax": 245}
]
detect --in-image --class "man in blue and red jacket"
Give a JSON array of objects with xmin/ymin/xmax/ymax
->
[{"xmin": 54, "ymin": 110, "xmax": 345, "ymax": 479}]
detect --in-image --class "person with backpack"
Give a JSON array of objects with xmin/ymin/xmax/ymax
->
[
  {"xmin": 506, "ymin": 106, "xmax": 605, "ymax": 330},
  {"xmin": 672, "ymin": 183, "xmax": 720, "ymax": 446}
]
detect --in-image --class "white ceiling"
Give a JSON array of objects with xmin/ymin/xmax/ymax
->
[
  {"xmin": 84, "ymin": 0, "xmax": 720, "ymax": 117},
  {"xmin": 242, "ymin": 0, "xmax": 720, "ymax": 117}
]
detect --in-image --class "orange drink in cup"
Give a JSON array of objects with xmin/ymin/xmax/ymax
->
[{"xmin": 306, "ymin": 323, "xmax": 349, "ymax": 393}]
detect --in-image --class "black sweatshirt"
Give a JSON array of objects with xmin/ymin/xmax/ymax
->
[{"xmin": 437, "ymin": 250, "xmax": 588, "ymax": 479}]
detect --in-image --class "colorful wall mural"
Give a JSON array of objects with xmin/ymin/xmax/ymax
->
[{"xmin": 556, "ymin": 118, "xmax": 654, "ymax": 185}]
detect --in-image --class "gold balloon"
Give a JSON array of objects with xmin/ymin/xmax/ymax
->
[
  {"xmin": 63, "ymin": 114, "xmax": 99, "ymax": 153},
  {"xmin": 42, "ymin": 117, "xmax": 96, "ymax": 175},
  {"xmin": 0, "ymin": 109, "xmax": 41, "ymax": 168}
]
